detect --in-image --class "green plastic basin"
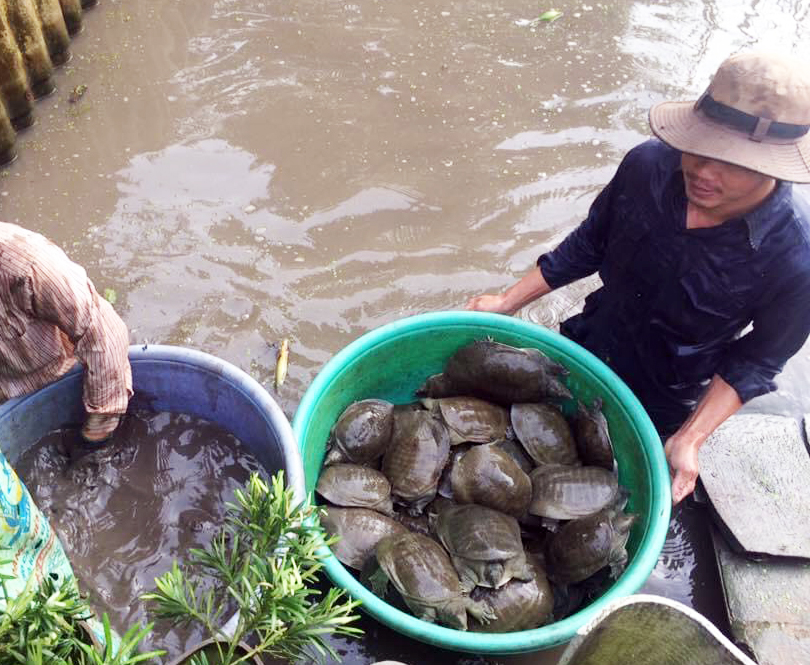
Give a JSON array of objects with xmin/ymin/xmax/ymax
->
[{"xmin": 292, "ymin": 311, "xmax": 671, "ymax": 654}]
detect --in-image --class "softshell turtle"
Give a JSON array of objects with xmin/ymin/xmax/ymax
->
[
  {"xmin": 435, "ymin": 339, "xmax": 572, "ymax": 403},
  {"xmin": 529, "ymin": 465, "xmax": 619, "ymax": 520},
  {"xmin": 545, "ymin": 505, "xmax": 637, "ymax": 584},
  {"xmin": 371, "ymin": 531, "xmax": 495, "ymax": 630},
  {"xmin": 435, "ymin": 504, "xmax": 534, "ymax": 591},
  {"xmin": 449, "ymin": 443, "xmax": 532, "ymax": 518},
  {"xmin": 316, "ymin": 463, "xmax": 394, "ymax": 515},
  {"xmin": 470, "ymin": 557, "xmax": 553, "ymax": 632},
  {"xmin": 381, "ymin": 409, "xmax": 450, "ymax": 514},
  {"xmin": 437, "ymin": 443, "xmax": 472, "ymax": 499},
  {"xmin": 320, "ymin": 506, "xmax": 407, "ymax": 569},
  {"xmin": 415, "ymin": 373, "xmax": 459, "ymax": 399},
  {"xmin": 511, "ymin": 402, "xmax": 579, "ymax": 466},
  {"xmin": 420, "ymin": 396, "xmax": 510, "ymax": 444},
  {"xmin": 574, "ymin": 398, "xmax": 616, "ymax": 471},
  {"xmin": 493, "ymin": 438, "xmax": 534, "ymax": 475},
  {"xmin": 326, "ymin": 399, "xmax": 394, "ymax": 465}
]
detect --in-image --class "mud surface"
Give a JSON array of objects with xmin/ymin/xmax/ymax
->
[
  {"xmin": 2, "ymin": 0, "xmax": 810, "ymax": 662},
  {"xmin": 15, "ymin": 411, "xmax": 260, "ymax": 659}
]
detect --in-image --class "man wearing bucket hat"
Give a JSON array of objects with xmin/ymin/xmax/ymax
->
[{"xmin": 467, "ymin": 51, "xmax": 810, "ymax": 505}]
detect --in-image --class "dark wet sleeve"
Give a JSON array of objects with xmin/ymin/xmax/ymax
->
[
  {"xmin": 537, "ymin": 166, "xmax": 622, "ymax": 290},
  {"xmin": 717, "ymin": 273, "xmax": 810, "ymax": 403}
]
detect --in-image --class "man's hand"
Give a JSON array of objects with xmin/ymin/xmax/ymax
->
[
  {"xmin": 661, "ymin": 374, "xmax": 742, "ymax": 505},
  {"xmin": 465, "ymin": 293, "xmax": 514, "ymax": 314},
  {"xmin": 664, "ymin": 433, "xmax": 701, "ymax": 504},
  {"xmin": 465, "ymin": 267, "xmax": 553, "ymax": 315},
  {"xmin": 81, "ymin": 413, "xmax": 122, "ymax": 444}
]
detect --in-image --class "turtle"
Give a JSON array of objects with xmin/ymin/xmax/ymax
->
[
  {"xmin": 370, "ymin": 531, "xmax": 496, "ymax": 630},
  {"xmin": 419, "ymin": 396, "xmax": 510, "ymax": 444},
  {"xmin": 326, "ymin": 398, "xmax": 394, "ymax": 465},
  {"xmin": 381, "ymin": 408, "xmax": 450, "ymax": 514},
  {"xmin": 510, "ymin": 402, "xmax": 580, "ymax": 466},
  {"xmin": 449, "ymin": 443, "xmax": 532, "ymax": 518},
  {"xmin": 439, "ymin": 339, "xmax": 572, "ymax": 403},
  {"xmin": 492, "ymin": 438, "xmax": 534, "ymax": 475},
  {"xmin": 469, "ymin": 557, "xmax": 554, "ymax": 632},
  {"xmin": 316, "ymin": 463, "xmax": 394, "ymax": 515},
  {"xmin": 574, "ymin": 398, "xmax": 616, "ymax": 471},
  {"xmin": 415, "ymin": 373, "xmax": 460, "ymax": 399},
  {"xmin": 545, "ymin": 505, "xmax": 637, "ymax": 584},
  {"xmin": 528, "ymin": 465, "xmax": 620, "ymax": 520},
  {"xmin": 437, "ymin": 443, "xmax": 473, "ymax": 499},
  {"xmin": 319, "ymin": 506, "xmax": 407, "ymax": 570},
  {"xmin": 435, "ymin": 503, "xmax": 534, "ymax": 591}
]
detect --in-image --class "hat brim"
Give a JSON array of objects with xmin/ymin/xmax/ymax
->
[{"xmin": 649, "ymin": 101, "xmax": 810, "ymax": 183}]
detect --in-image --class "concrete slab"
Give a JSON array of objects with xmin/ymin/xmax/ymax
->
[
  {"xmin": 712, "ymin": 528, "xmax": 810, "ymax": 665},
  {"xmin": 699, "ymin": 414, "xmax": 810, "ymax": 558}
]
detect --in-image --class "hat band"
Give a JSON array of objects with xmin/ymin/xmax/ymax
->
[{"xmin": 695, "ymin": 93, "xmax": 809, "ymax": 141}]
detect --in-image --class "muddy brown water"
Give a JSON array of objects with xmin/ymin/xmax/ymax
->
[
  {"xmin": 3, "ymin": 0, "xmax": 810, "ymax": 662},
  {"xmin": 16, "ymin": 411, "xmax": 261, "ymax": 659}
]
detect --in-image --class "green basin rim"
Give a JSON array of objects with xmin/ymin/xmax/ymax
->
[{"xmin": 293, "ymin": 311, "xmax": 671, "ymax": 654}]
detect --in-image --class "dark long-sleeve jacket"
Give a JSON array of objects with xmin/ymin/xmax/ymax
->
[{"xmin": 538, "ymin": 139, "xmax": 810, "ymax": 433}]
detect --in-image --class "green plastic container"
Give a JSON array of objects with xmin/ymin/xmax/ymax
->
[{"xmin": 292, "ymin": 311, "xmax": 671, "ymax": 654}]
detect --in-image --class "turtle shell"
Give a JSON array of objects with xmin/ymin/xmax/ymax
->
[
  {"xmin": 443, "ymin": 340, "xmax": 572, "ymax": 403},
  {"xmin": 375, "ymin": 531, "xmax": 494, "ymax": 629},
  {"xmin": 329, "ymin": 399, "xmax": 394, "ymax": 464},
  {"xmin": 529, "ymin": 465, "xmax": 619, "ymax": 520},
  {"xmin": 381, "ymin": 409, "xmax": 450, "ymax": 514},
  {"xmin": 511, "ymin": 402, "xmax": 579, "ymax": 466},
  {"xmin": 320, "ymin": 506, "xmax": 407, "ymax": 569},
  {"xmin": 449, "ymin": 443, "xmax": 531, "ymax": 518},
  {"xmin": 316, "ymin": 463, "xmax": 394, "ymax": 515},
  {"xmin": 574, "ymin": 398, "xmax": 616, "ymax": 471},
  {"xmin": 435, "ymin": 503, "xmax": 533, "ymax": 589},
  {"xmin": 545, "ymin": 507, "xmax": 637, "ymax": 584},
  {"xmin": 470, "ymin": 557, "xmax": 553, "ymax": 632},
  {"xmin": 420, "ymin": 396, "xmax": 510, "ymax": 444}
]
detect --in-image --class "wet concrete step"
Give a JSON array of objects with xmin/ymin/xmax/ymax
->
[
  {"xmin": 701, "ymin": 413, "xmax": 810, "ymax": 664},
  {"xmin": 711, "ymin": 527, "xmax": 810, "ymax": 665},
  {"xmin": 699, "ymin": 413, "xmax": 810, "ymax": 558}
]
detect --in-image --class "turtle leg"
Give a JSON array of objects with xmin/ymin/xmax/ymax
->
[
  {"xmin": 367, "ymin": 565, "xmax": 390, "ymax": 597},
  {"xmin": 465, "ymin": 597, "xmax": 497, "ymax": 625},
  {"xmin": 415, "ymin": 604, "xmax": 438, "ymax": 625},
  {"xmin": 438, "ymin": 599, "xmax": 469, "ymax": 630}
]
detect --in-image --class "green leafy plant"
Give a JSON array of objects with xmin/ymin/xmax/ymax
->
[
  {"xmin": 0, "ymin": 569, "xmax": 162, "ymax": 664},
  {"xmin": 143, "ymin": 471, "xmax": 362, "ymax": 665}
]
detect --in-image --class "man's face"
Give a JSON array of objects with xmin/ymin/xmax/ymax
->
[{"xmin": 680, "ymin": 153, "xmax": 774, "ymax": 212}]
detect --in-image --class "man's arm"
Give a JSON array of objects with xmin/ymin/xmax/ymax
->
[
  {"xmin": 25, "ymin": 236, "xmax": 132, "ymax": 429},
  {"xmin": 465, "ymin": 266, "xmax": 552, "ymax": 314},
  {"xmin": 664, "ymin": 374, "xmax": 742, "ymax": 504}
]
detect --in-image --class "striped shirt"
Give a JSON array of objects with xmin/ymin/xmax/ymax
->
[{"xmin": 0, "ymin": 222, "xmax": 132, "ymax": 415}]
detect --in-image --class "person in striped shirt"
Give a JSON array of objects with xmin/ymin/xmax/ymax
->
[{"xmin": 0, "ymin": 222, "xmax": 132, "ymax": 443}]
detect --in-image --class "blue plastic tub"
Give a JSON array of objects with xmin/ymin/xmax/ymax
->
[{"xmin": 0, "ymin": 344, "xmax": 305, "ymax": 503}]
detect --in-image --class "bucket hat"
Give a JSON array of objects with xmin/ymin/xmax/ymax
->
[{"xmin": 649, "ymin": 51, "xmax": 810, "ymax": 183}]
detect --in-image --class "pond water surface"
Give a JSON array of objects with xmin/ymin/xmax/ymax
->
[{"xmin": 3, "ymin": 0, "xmax": 810, "ymax": 662}]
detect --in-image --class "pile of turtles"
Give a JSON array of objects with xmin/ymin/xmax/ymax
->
[{"xmin": 317, "ymin": 339, "xmax": 637, "ymax": 632}]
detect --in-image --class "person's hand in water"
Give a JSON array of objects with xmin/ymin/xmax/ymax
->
[
  {"xmin": 664, "ymin": 433, "xmax": 700, "ymax": 504},
  {"xmin": 465, "ymin": 267, "xmax": 553, "ymax": 315},
  {"xmin": 81, "ymin": 413, "xmax": 122, "ymax": 444}
]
